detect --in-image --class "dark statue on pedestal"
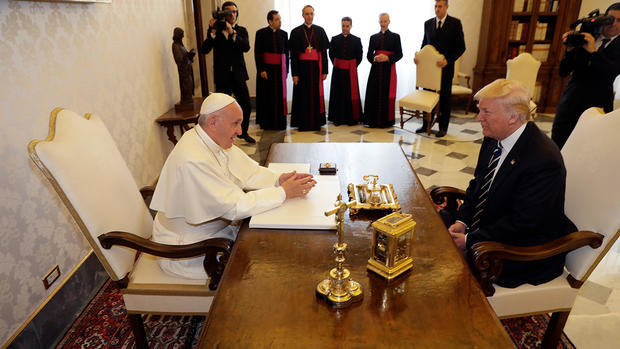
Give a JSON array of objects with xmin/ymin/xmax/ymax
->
[{"xmin": 172, "ymin": 27, "xmax": 196, "ymax": 110}]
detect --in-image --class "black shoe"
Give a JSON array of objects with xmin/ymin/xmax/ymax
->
[
  {"xmin": 238, "ymin": 134, "xmax": 256, "ymax": 144},
  {"xmin": 435, "ymin": 129, "xmax": 447, "ymax": 138},
  {"xmin": 415, "ymin": 125, "xmax": 428, "ymax": 134}
]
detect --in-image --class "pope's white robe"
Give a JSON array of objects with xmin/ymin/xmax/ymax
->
[{"xmin": 150, "ymin": 125, "xmax": 285, "ymax": 279}]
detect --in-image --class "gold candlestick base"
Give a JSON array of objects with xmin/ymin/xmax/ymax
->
[{"xmin": 316, "ymin": 266, "xmax": 363, "ymax": 308}]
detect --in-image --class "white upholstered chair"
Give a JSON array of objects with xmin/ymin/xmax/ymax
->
[
  {"xmin": 28, "ymin": 108, "xmax": 232, "ymax": 349},
  {"xmin": 506, "ymin": 52, "xmax": 541, "ymax": 116},
  {"xmin": 430, "ymin": 107, "xmax": 620, "ymax": 348},
  {"xmin": 398, "ymin": 45, "xmax": 444, "ymax": 133},
  {"xmin": 451, "ymin": 58, "xmax": 473, "ymax": 114}
]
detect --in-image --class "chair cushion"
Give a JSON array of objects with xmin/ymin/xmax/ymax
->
[
  {"xmin": 398, "ymin": 90, "xmax": 440, "ymax": 113},
  {"xmin": 452, "ymin": 85, "xmax": 472, "ymax": 95},
  {"xmin": 123, "ymin": 253, "xmax": 215, "ymax": 314},
  {"xmin": 488, "ymin": 271, "xmax": 578, "ymax": 318}
]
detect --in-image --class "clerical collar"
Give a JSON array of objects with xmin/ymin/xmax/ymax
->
[
  {"xmin": 343, "ymin": 34, "xmax": 349, "ymax": 37},
  {"xmin": 304, "ymin": 23, "xmax": 312, "ymax": 28},
  {"xmin": 195, "ymin": 125, "xmax": 225, "ymax": 156},
  {"xmin": 381, "ymin": 29, "xmax": 388, "ymax": 34}
]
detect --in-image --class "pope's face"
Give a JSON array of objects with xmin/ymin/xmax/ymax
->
[
  {"xmin": 342, "ymin": 20, "xmax": 351, "ymax": 35},
  {"xmin": 603, "ymin": 10, "xmax": 620, "ymax": 38},
  {"xmin": 269, "ymin": 13, "xmax": 282, "ymax": 30},
  {"xmin": 379, "ymin": 14, "xmax": 390, "ymax": 31},
  {"xmin": 212, "ymin": 102, "xmax": 243, "ymax": 149},
  {"xmin": 302, "ymin": 7, "xmax": 314, "ymax": 25}
]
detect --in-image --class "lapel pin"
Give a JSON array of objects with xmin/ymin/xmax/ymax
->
[{"xmin": 510, "ymin": 159, "xmax": 516, "ymax": 165}]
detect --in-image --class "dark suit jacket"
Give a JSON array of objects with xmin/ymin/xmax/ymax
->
[
  {"xmin": 458, "ymin": 122, "xmax": 576, "ymax": 287},
  {"xmin": 558, "ymin": 35, "xmax": 620, "ymax": 113},
  {"xmin": 201, "ymin": 24, "xmax": 250, "ymax": 86},
  {"xmin": 421, "ymin": 15, "xmax": 465, "ymax": 70}
]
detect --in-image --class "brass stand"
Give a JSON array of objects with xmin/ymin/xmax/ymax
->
[{"xmin": 316, "ymin": 195, "xmax": 363, "ymax": 308}]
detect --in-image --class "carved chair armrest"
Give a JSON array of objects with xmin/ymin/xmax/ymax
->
[
  {"xmin": 469, "ymin": 231, "xmax": 604, "ymax": 296},
  {"xmin": 456, "ymin": 72, "xmax": 471, "ymax": 88},
  {"xmin": 429, "ymin": 186, "xmax": 466, "ymax": 212},
  {"xmin": 98, "ymin": 232, "xmax": 233, "ymax": 290}
]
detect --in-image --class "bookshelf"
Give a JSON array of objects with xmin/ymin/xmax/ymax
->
[{"xmin": 473, "ymin": 0, "xmax": 582, "ymax": 113}]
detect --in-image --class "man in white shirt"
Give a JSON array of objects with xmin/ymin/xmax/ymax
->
[
  {"xmin": 150, "ymin": 93, "xmax": 316, "ymax": 279},
  {"xmin": 445, "ymin": 79, "xmax": 576, "ymax": 288}
]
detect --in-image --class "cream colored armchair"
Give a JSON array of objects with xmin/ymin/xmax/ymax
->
[
  {"xmin": 451, "ymin": 58, "xmax": 473, "ymax": 114},
  {"xmin": 398, "ymin": 45, "xmax": 444, "ymax": 133},
  {"xmin": 506, "ymin": 52, "xmax": 541, "ymax": 116},
  {"xmin": 431, "ymin": 107, "xmax": 620, "ymax": 349},
  {"xmin": 28, "ymin": 108, "xmax": 232, "ymax": 349}
]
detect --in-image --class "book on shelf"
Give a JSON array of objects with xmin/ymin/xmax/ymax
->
[
  {"xmin": 521, "ymin": 22, "xmax": 529, "ymax": 41},
  {"xmin": 513, "ymin": 0, "xmax": 524, "ymax": 12},
  {"xmin": 535, "ymin": 23, "xmax": 548, "ymax": 40},
  {"xmin": 539, "ymin": 0, "xmax": 548, "ymax": 12},
  {"xmin": 533, "ymin": 82, "xmax": 542, "ymax": 103},
  {"xmin": 532, "ymin": 43, "xmax": 551, "ymax": 61},
  {"xmin": 552, "ymin": 0, "xmax": 559, "ymax": 12}
]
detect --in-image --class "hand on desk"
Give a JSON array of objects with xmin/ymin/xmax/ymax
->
[{"xmin": 279, "ymin": 171, "xmax": 317, "ymax": 199}]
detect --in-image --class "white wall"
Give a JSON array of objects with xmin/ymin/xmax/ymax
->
[{"xmin": 0, "ymin": 0, "xmax": 189, "ymax": 344}]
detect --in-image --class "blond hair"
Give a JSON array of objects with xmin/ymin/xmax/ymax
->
[{"xmin": 474, "ymin": 79, "xmax": 532, "ymax": 122}]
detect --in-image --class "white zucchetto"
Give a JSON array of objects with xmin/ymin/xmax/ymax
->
[{"xmin": 200, "ymin": 93, "xmax": 237, "ymax": 115}]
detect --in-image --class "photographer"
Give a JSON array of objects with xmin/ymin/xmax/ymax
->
[
  {"xmin": 551, "ymin": 3, "xmax": 620, "ymax": 149},
  {"xmin": 201, "ymin": 1, "xmax": 255, "ymax": 144}
]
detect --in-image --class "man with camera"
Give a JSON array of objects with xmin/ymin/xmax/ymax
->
[
  {"xmin": 201, "ymin": 1, "xmax": 255, "ymax": 144},
  {"xmin": 551, "ymin": 3, "xmax": 620, "ymax": 149}
]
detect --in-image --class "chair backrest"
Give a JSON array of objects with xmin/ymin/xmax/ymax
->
[
  {"xmin": 415, "ymin": 45, "xmax": 444, "ymax": 92},
  {"xmin": 28, "ymin": 108, "xmax": 153, "ymax": 281},
  {"xmin": 562, "ymin": 107, "xmax": 620, "ymax": 281},
  {"xmin": 452, "ymin": 57, "xmax": 461, "ymax": 85},
  {"xmin": 506, "ymin": 53, "xmax": 541, "ymax": 99}
]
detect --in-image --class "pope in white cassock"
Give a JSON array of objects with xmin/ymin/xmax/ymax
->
[{"xmin": 150, "ymin": 93, "xmax": 316, "ymax": 279}]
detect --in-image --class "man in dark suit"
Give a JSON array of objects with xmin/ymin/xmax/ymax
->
[
  {"xmin": 415, "ymin": 0, "xmax": 465, "ymax": 137},
  {"xmin": 447, "ymin": 79, "xmax": 576, "ymax": 288},
  {"xmin": 552, "ymin": 2, "xmax": 620, "ymax": 149},
  {"xmin": 201, "ymin": 1, "xmax": 255, "ymax": 143}
]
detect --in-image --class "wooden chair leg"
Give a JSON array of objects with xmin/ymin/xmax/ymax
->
[
  {"xmin": 128, "ymin": 313, "xmax": 149, "ymax": 349},
  {"xmin": 465, "ymin": 95, "xmax": 473, "ymax": 115},
  {"xmin": 542, "ymin": 311, "xmax": 570, "ymax": 349},
  {"xmin": 400, "ymin": 107, "xmax": 404, "ymax": 129}
]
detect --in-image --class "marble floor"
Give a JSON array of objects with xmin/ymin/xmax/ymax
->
[{"xmin": 231, "ymin": 109, "xmax": 620, "ymax": 348}]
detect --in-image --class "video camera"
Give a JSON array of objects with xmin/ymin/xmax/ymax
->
[
  {"xmin": 212, "ymin": 7, "xmax": 232, "ymax": 31},
  {"xmin": 565, "ymin": 9, "xmax": 615, "ymax": 47}
]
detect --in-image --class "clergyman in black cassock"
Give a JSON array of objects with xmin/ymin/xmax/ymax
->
[
  {"xmin": 289, "ymin": 5, "xmax": 329, "ymax": 131},
  {"xmin": 254, "ymin": 10, "xmax": 289, "ymax": 130},
  {"xmin": 328, "ymin": 17, "xmax": 363, "ymax": 126},
  {"xmin": 363, "ymin": 13, "xmax": 403, "ymax": 128},
  {"xmin": 418, "ymin": 0, "xmax": 466, "ymax": 137}
]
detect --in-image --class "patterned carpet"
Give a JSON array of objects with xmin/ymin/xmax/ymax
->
[{"xmin": 57, "ymin": 279, "xmax": 575, "ymax": 348}]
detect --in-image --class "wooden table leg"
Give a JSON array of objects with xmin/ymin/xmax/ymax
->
[{"xmin": 166, "ymin": 125, "xmax": 178, "ymax": 145}]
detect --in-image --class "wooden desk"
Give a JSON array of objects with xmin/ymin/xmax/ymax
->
[
  {"xmin": 198, "ymin": 143, "xmax": 514, "ymax": 348},
  {"xmin": 155, "ymin": 97, "xmax": 203, "ymax": 144}
]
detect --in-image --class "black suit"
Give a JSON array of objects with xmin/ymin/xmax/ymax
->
[
  {"xmin": 421, "ymin": 15, "xmax": 466, "ymax": 132},
  {"xmin": 551, "ymin": 36, "xmax": 620, "ymax": 148},
  {"xmin": 456, "ymin": 122, "xmax": 576, "ymax": 288},
  {"xmin": 201, "ymin": 24, "xmax": 252, "ymax": 135}
]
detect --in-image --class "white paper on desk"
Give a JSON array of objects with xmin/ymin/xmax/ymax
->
[
  {"xmin": 249, "ymin": 163, "xmax": 340, "ymax": 230},
  {"xmin": 266, "ymin": 162, "xmax": 311, "ymax": 174}
]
